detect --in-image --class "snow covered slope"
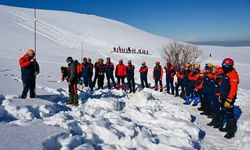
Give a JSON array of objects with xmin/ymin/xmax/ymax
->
[{"xmin": 0, "ymin": 5, "xmax": 250, "ymax": 150}]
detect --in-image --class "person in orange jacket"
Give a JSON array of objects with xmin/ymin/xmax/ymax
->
[
  {"xmin": 19, "ymin": 49, "xmax": 39, "ymax": 99},
  {"xmin": 184, "ymin": 64, "xmax": 200, "ymax": 105},
  {"xmin": 153, "ymin": 61, "xmax": 163, "ymax": 92},
  {"xmin": 139, "ymin": 61, "xmax": 149, "ymax": 89},
  {"xmin": 219, "ymin": 58, "xmax": 239, "ymax": 139},
  {"xmin": 164, "ymin": 61, "xmax": 175, "ymax": 94},
  {"xmin": 194, "ymin": 69, "xmax": 205, "ymax": 106},
  {"xmin": 115, "ymin": 59, "xmax": 127, "ymax": 91}
]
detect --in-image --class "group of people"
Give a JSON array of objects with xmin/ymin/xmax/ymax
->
[
  {"xmin": 113, "ymin": 46, "xmax": 150, "ymax": 55},
  {"xmin": 173, "ymin": 58, "xmax": 239, "ymax": 139},
  {"xmin": 19, "ymin": 49, "xmax": 239, "ymax": 139}
]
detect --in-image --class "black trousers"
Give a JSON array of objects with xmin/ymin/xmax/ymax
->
[
  {"xmin": 225, "ymin": 106, "xmax": 237, "ymax": 134},
  {"xmin": 127, "ymin": 77, "xmax": 135, "ymax": 92},
  {"xmin": 141, "ymin": 77, "xmax": 148, "ymax": 89},
  {"xmin": 21, "ymin": 78, "xmax": 36, "ymax": 98},
  {"xmin": 97, "ymin": 74, "xmax": 104, "ymax": 89},
  {"xmin": 166, "ymin": 79, "xmax": 174, "ymax": 94},
  {"xmin": 92, "ymin": 73, "xmax": 98, "ymax": 88},
  {"xmin": 107, "ymin": 75, "xmax": 116, "ymax": 89},
  {"xmin": 154, "ymin": 78, "xmax": 163, "ymax": 89},
  {"xmin": 117, "ymin": 76, "xmax": 125, "ymax": 85}
]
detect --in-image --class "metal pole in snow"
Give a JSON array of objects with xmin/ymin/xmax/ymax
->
[
  {"xmin": 34, "ymin": 8, "xmax": 37, "ymax": 98},
  {"xmin": 34, "ymin": 8, "xmax": 37, "ymax": 55}
]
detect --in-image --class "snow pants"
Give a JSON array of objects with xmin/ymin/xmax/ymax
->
[{"xmin": 21, "ymin": 78, "xmax": 36, "ymax": 98}]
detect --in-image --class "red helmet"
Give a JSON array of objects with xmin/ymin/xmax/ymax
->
[
  {"xmin": 222, "ymin": 58, "xmax": 234, "ymax": 67},
  {"xmin": 216, "ymin": 67, "xmax": 224, "ymax": 75}
]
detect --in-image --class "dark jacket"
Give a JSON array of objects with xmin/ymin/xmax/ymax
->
[
  {"xmin": 164, "ymin": 65, "xmax": 175, "ymax": 81},
  {"xmin": 68, "ymin": 61, "xmax": 78, "ymax": 83},
  {"xmin": 98, "ymin": 64, "xmax": 106, "ymax": 75},
  {"xmin": 126, "ymin": 65, "xmax": 135, "ymax": 79},
  {"xmin": 153, "ymin": 65, "xmax": 163, "ymax": 80},
  {"xmin": 183, "ymin": 69, "xmax": 191, "ymax": 86},
  {"xmin": 82, "ymin": 62, "xmax": 92, "ymax": 78},
  {"xmin": 202, "ymin": 72, "xmax": 214, "ymax": 95},
  {"xmin": 105, "ymin": 62, "xmax": 114, "ymax": 77}
]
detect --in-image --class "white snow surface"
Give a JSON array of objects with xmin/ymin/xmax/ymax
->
[{"xmin": 0, "ymin": 5, "xmax": 250, "ymax": 150}]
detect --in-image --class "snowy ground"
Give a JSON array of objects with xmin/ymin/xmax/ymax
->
[{"xmin": 0, "ymin": 5, "xmax": 250, "ymax": 150}]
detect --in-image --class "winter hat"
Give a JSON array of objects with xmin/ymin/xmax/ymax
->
[
  {"xmin": 128, "ymin": 60, "xmax": 132, "ymax": 65},
  {"xmin": 66, "ymin": 57, "xmax": 73, "ymax": 63},
  {"xmin": 27, "ymin": 49, "xmax": 35, "ymax": 57}
]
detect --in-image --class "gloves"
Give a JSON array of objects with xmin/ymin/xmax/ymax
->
[{"xmin": 224, "ymin": 98, "xmax": 233, "ymax": 108}]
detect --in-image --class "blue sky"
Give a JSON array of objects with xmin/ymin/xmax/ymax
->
[{"xmin": 1, "ymin": 0, "xmax": 250, "ymax": 41}]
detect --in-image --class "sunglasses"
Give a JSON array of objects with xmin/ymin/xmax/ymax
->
[{"xmin": 222, "ymin": 63, "xmax": 233, "ymax": 67}]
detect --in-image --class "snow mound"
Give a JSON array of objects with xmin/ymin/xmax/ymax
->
[{"xmin": 2, "ymin": 98, "xmax": 70, "ymax": 121}]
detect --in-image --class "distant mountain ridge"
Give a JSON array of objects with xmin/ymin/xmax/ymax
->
[{"xmin": 189, "ymin": 40, "xmax": 250, "ymax": 47}]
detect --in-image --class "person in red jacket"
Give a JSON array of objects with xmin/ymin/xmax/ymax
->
[
  {"xmin": 219, "ymin": 58, "xmax": 239, "ymax": 139},
  {"xmin": 139, "ymin": 61, "xmax": 149, "ymax": 89},
  {"xmin": 164, "ymin": 61, "xmax": 175, "ymax": 94},
  {"xmin": 19, "ymin": 49, "xmax": 39, "ymax": 99},
  {"xmin": 115, "ymin": 59, "xmax": 127, "ymax": 91},
  {"xmin": 184, "ymin": 64, "xmax": 200, "ymax": 105},
  {"xmin": 153, "ymin": 61, "xmax": 163, "ymax": 92}
]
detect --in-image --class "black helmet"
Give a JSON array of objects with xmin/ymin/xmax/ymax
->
[{"xmin": 66, "ymin": 57, "xmax": 73, "ymax": 63}]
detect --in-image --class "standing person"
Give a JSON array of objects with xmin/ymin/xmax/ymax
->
[
  {"xmin": 153, "ymin": 61, "xmax": 163, "ymax": 92},
  {"xmin": 81, "ymin": 57, "xmax": 93, "ymax": 91},
  {"xmin": 19, "ymin": 49, "xmax": 39, "ymax": 98},
  {"xmin": 66, "ymin": 57, "xmax": 78, "ymax": 106},
  {"xmin": 183, "ymin": 63, "xmax": 191, "ymax": 99},
  {"xmin": 184, "ymin": 64, "xmax": 200, "ymax": 105},
  {"xmin": 97, "ymin": 59, "xmax": 105, "ymax": 89},
  {"xmin": 96, "ymin": 59, "xmax": 105, "ymax": 89},
  {"xmin": 88, "ymin": 58, "xmax": 94, "ymax": 81},
  {"xmin": 175, "ymin": 65, "xmax": 185, "ymax": 98},
  {"xmin": 126, "ymin": 60, "xmax": 135, "ymax": 93},
  {"xmin": 81, "ymin": 57, "xmax": 90, "ymax": 86},
  {"xmin": 194, "ymin": 69, "xmax": 205, "ymax": 106},
  {"xmin": 200, "ymin": 63, "xmax": 214, "ymax": 117},
  {"xmin": 105, "ymin": 57, "xmax": 116, "ymax": 89},
  {"xmin": 207, "ymin": 67, "xmax": 224, "ymax": 127},
  {"xmin": 164, "ymin": 61, "xmax": 175, "ymax": 94},
  {"xmin": 139, "ymin": 61, "xmax": 149, "ymax": 89},
  {"xmin": 115, "ymin": 59, "xmax": 127, "ymax": 91},
  {"xmin": 219, "ymin": 58, "xmax": 239, "ymax": 139},
  {"xmin": 75, "ymin": 60, "xmax": 82, "ymax": 83},
  {"xmin": 92, "ymin": 58, "xmax": 100, "ymax": 88}
]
